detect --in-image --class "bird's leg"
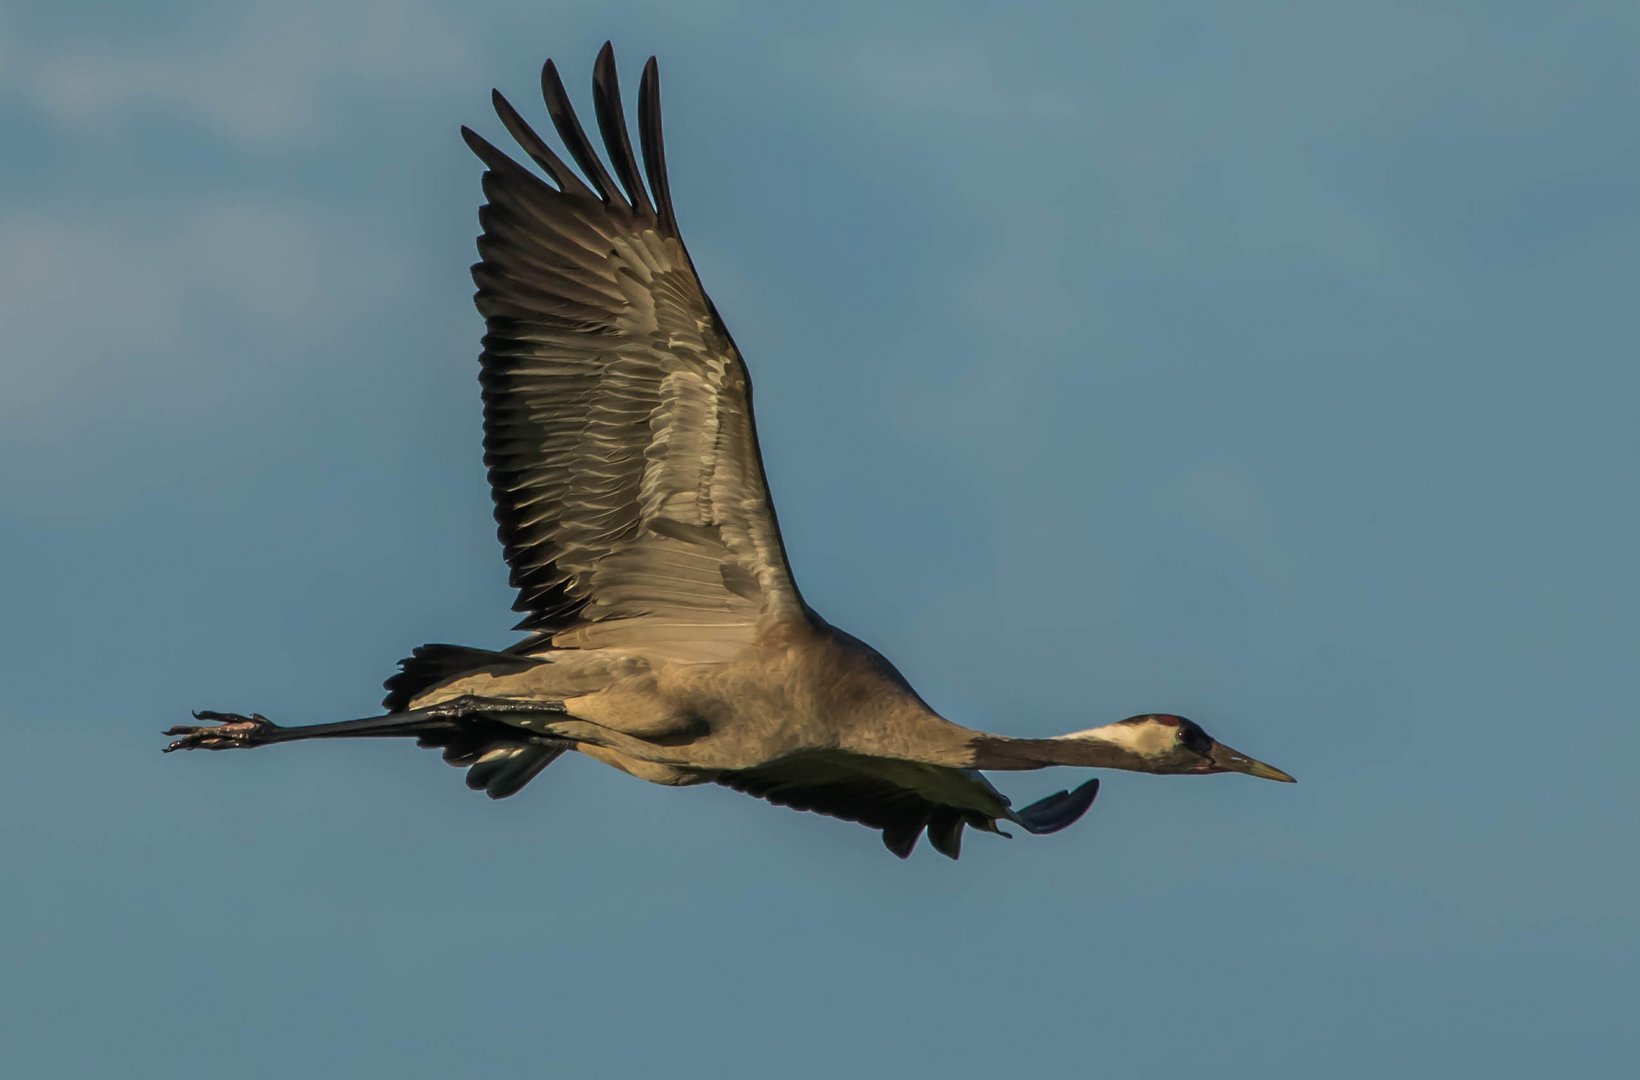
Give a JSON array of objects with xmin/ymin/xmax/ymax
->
[
  {"xmin": 162, "ymin": 711, "xmax": 282, "ymax": 751},
  {"xmin": 416, "ymin": 694, "xmax": 568, "ymax": 722},
  {"xmin": 163, "ymin": 695, "xmax": 570, "ymax": 753}
]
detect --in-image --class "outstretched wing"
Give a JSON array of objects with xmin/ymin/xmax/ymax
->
[
  {"xmin": 463, "ymin": 44, "xmax": 806, "ymax": 662},
  {"xmin": 718, "ymin": 754, "xmax": 1102, "ymax": 860}
]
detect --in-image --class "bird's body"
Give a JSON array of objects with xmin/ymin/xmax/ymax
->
[{"xmin": 166, "ymin": 45, "xmax": 1293, "ymax": 859}]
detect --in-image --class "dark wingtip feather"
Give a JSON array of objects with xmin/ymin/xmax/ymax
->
[
  {"xmin": 490, "ymin": 88, "xmax": 596, "ymax": 200},
  {"xmin": 638, "ymin": 56, "xmax": 677, "ymax": 236},
  {"xmin": 591, "ymin": 41, "xmax": 656, "ymax": 216},
  {"xmin": 460, "ymin": 124, "xmax": 489, "ymax": 158},
  {"xmin": 461, "ymin": 125, "xmax": 522, "ymax": 177},
  {"xmin": 541, "ymin": 56, "xmax": 624, "ymax": 207}
]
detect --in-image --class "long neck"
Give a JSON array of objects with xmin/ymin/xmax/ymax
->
[{"xmin": 967, "ymin": 727, "xmax": 1153, "ymax": 772}]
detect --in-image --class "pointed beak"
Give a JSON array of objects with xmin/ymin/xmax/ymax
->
[{"xmin": 1207, "ymin": 740, "xmax": 1296, "ymax": 783}]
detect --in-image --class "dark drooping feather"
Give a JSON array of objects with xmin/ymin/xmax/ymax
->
[{"xmin": 716, "ymin": 756, "xmax": 1016, "ymax": 861}]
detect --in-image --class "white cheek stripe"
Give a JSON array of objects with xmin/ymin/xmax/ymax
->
[{"xmin": 1066, "ymin": 722, "xmax": 1177, "ymax": 758}]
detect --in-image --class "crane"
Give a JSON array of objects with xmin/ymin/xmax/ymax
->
[{"xmin": 164, "ymin": 44, "xmax": 1294, "ymax": 859}]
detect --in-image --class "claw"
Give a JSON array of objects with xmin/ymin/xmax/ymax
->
[{"xmin": 163, "ymin": 711, "xmax": 276, "ymax": 753}]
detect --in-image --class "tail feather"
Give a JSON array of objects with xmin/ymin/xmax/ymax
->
[
  {"xmin": 382, "ymin": 643, "xmax": 537, "ymax": 712},
  {"xmin": 382, "ymin": 643, "xmax": 576, "ymax": 797}
]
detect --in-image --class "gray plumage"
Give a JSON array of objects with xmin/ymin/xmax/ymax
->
[{"xmin": 165, "ymin": 44, "xmax": 1294, "ymax": 860}]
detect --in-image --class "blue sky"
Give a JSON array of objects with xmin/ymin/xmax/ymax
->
[{"xmin": 3, "ymin": 2, "xmax": 1637, "ymax": 1076}]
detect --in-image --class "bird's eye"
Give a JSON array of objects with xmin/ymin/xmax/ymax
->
[{"xmin": 1178, "ymin": 724, "xmax": 1210, "ymax": 753}]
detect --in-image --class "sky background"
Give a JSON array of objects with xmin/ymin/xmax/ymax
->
[{"xmin": 3, "ymin": 2, "xmax": 1638, "ymax": 1076}]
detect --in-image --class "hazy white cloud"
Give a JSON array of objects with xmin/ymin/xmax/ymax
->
[
  {"xmin": 0, "ymin": 201, "xmax": 332, "ymax": 425},
  {"xmin": 0, "ymin": 191, "xmax": 437, "ymax": 524},
  {"xmin": 8, "ymin": 1, "xmax": 479, "ymax": 149},
  {"xmin": 0, "ymin": 216, "xmax": 185, "ymax": 416}
]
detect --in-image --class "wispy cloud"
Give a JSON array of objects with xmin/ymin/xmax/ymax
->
[
  {"xmin": 6, "ymin": 1, "xmax": 478, "ymax": 149},
  {"xmin": 0, "ymin": 199, "xmax": 332, "ymax": 422}
]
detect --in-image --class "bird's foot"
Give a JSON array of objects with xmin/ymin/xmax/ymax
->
[{"xmin": 163, "ymin": 711, "xmax": 279, "ymax": 753}]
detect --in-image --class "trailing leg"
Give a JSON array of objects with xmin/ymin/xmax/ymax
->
[
  {"xmin": 163, "ymin": 707, "xmax": 456, "ymax": 752},
  {"xmin": 164, "ymin": 694, "xmax": 575, "ymax": 751},
  {"xmin": 163, "ymin": 696, "xmax": 578, "ymax": 799}
]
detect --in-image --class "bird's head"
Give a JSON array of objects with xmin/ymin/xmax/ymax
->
[{"xmin": 1088, "ymin": 714, "xmax": 1296, "ymax": 781}]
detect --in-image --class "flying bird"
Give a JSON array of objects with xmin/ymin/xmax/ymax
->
[{"xmin": 165, "ymin": 44, "xmax": 1294, "ymax": 859}]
